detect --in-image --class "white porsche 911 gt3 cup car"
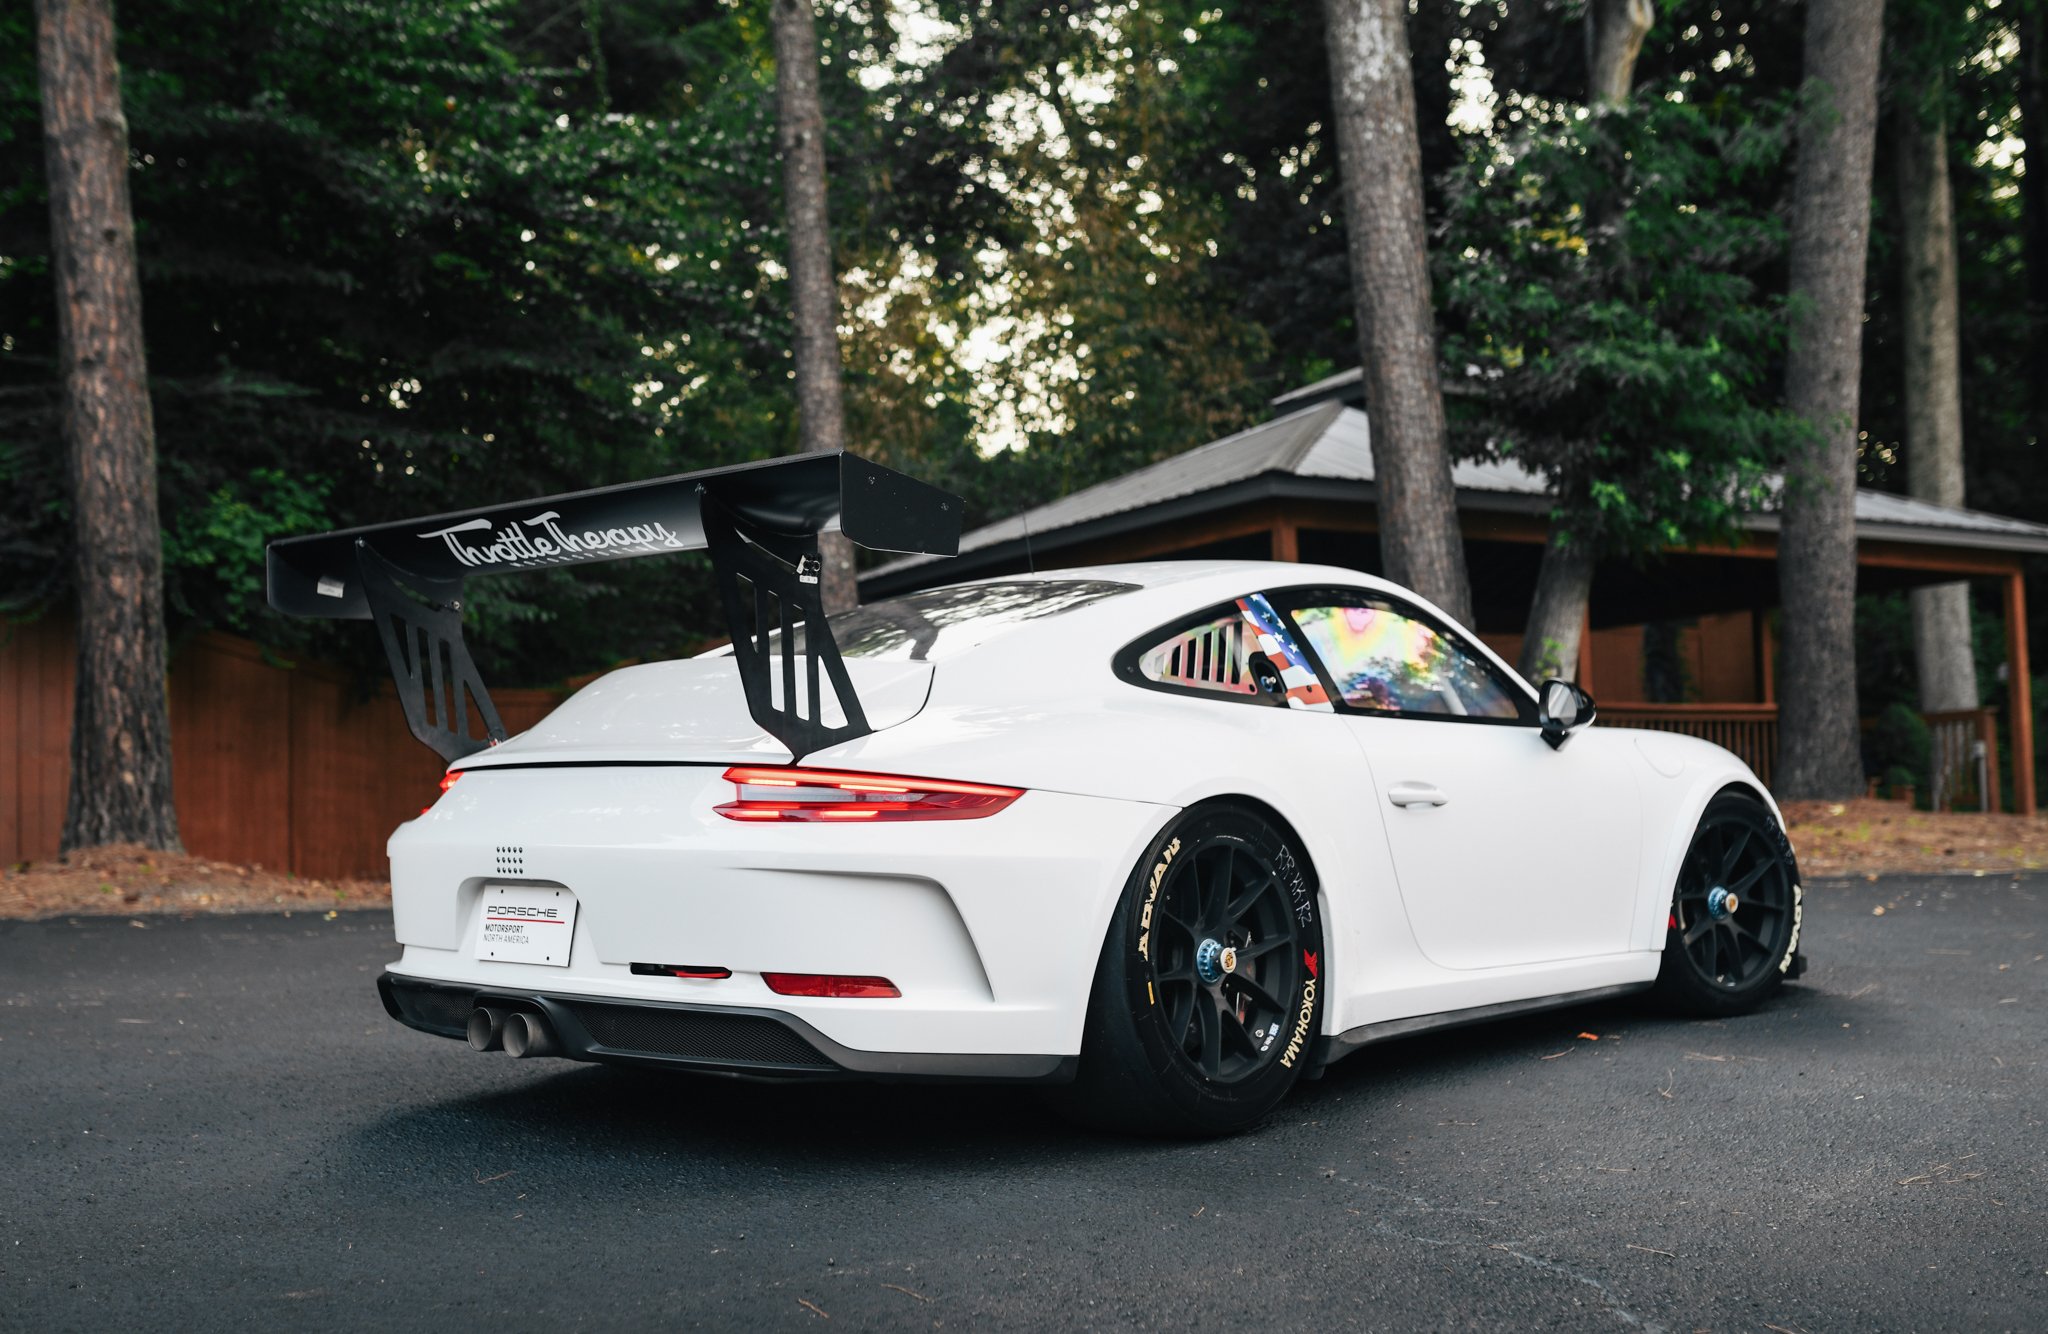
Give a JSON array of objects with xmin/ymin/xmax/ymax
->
[{"xmin": 268, "ymin": 452, "xmax": 1804, "ymax": 1134}]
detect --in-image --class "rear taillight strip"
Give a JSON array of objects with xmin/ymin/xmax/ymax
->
[{"xmin": 715, "ymin": 765, "xmax": 1022, "ymax": 823}]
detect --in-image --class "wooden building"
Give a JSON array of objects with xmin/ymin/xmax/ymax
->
[{"xmin": 865, "ymin": 400, "xmax": 2046, "ymax": 815}]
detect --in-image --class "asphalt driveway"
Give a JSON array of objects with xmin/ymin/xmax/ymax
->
[{"xmin": 3, "ymin": 874, "xmax": 2043, "ymax": 1331}]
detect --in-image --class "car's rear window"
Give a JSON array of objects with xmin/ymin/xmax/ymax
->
[{"xmin": 827, "ymin": 580, "xmax": 1138, "ymax": 662}]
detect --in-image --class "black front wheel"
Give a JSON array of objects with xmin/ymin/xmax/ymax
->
[
  {"xmin": 1051, "ymin": 802, "xmax": 1324, "ymax": 1136},
  {"xmin": 1651, "ymin": 791, "xmax": 1804, "ymax": 1015}
]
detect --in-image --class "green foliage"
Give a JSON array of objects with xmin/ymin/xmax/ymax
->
[
  {"xmin": 5, "ymin": 0, "xmax": 2044, "ymax": 700},
  {"xmin": 1870, "ymin": 702, "xmax": 1933, "ymax": 792},
  {"xmin": 1860, "ymin": 0, "xmax": 2037, "ymax": 534},
  {"xmin": 1641, "ymin": 620, "xmax": 1696, "ymax": 703},
  {"xmin": 867, "ymin": 1, "xmax": 1278, "ymax": 499},
  {"xmin": 164, "ymin": 469, "xmax": 331, "ymax": 630},
  {"xmin": 1435, "ymin": 92, "xmax": 1799, "ymax": 561},
  {"xmin": 1, "ymin": 0, "xmax": 819, "ymax": 680},
  {"xmin": 1855, "ymin": 590, "xmax": 2009, "ymax": 716},
  {"xmin": 2, "ymin": 0, "xmax": 1286, "ymax": 678},
  {"xmin": 2035, "ymin": 674, "xmax": 2047, "ymax": 814}
]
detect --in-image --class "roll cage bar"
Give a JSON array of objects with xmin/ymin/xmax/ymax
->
[{"xmin": 265, "ymin": 451, "xmax": 961, "ymax": 762}]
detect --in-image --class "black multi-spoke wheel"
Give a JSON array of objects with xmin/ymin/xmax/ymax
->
[
  {"xmin": 1148, "ymin": 834, "xmax": 1305, "ymax": 1083},
  {"xmin": 1653, "ymin": 791, "xmax": 1804, "ymax": 1015},
  {"xmin": 1053, "ymin": 803, "xmax": 1323, "ymax": 1135}
]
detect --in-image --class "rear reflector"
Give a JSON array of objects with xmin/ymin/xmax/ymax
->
[
  {"xmin": 715, "ymin": 766, "xmax": 1023, "ymax": 823},
  {"xmin": 762, "ymin": 972, "xmax": 901, "ymax": 999}
]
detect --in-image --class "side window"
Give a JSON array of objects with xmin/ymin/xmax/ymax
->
[
  {"xmin": 1130, "ymin": 594, "xmax": 1334, "ymax": 711},
  {"xmin": 1287, "ymin": 599, "xmax": 1527, "ymax": 722}
]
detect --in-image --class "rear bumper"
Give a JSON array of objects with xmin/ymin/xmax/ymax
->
[
  {"xmin": 389, "ymin": 768, "xmax": 1174, "ymax": 1057},
  {"xmin": 378, "ymin": 972, "xmax": 1078, "ymax": 1084}
]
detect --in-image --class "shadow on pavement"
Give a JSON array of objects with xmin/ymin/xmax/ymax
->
[
  {"xmin": 1301, "ymin": 981, "xmax": 1851, "ymax": 1103},
  {"xmin": 350, "ymin": 981, "xmax": 1850, "ymax": 1182},
  {"xmin": 350, "ymin": 1056, "xmax": 1174, "ymax": 1176}
]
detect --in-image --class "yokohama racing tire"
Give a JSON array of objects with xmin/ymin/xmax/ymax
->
[
  {"xmin": 1052, "ymin": 802, "xmax": 1325, "ymax": 1136},
  {"xmin": 1651, "ymin": 790, "xmax": 1804, "ymax": 1017}
]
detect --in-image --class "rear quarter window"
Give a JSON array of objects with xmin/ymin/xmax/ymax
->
[{"xmin": 1116, "ymin": 593, "xmax": 1334, "ymax": 711}]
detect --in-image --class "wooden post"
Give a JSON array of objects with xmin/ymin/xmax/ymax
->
[
  {"xmin": 1271, "ymin": 520, "xmax": 1300, "ymax": 564},
  {"xmin": 1757, "ymin": 609, "xmax": 1777, "ymax": 704},
  {"xmin": 2006, "ymin": 570, "xmax": 2035, "ymax": 816},
  {"xmin": 1979, "ymin": 706, "xmax": 2002, "ymax": 815}
]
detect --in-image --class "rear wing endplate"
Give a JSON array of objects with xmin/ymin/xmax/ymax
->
[{"xmin": 266, "ymin": 451, "xmax": 959, "ymax": 762}]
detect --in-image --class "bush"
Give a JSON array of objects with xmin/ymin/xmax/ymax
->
[{"xmin": 1867, "ymin": 702, "xmax": 1932, "ymax": 799}]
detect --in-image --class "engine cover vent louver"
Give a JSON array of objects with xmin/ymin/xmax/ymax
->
[{"xmin": 493, "ymin": 845, "xmax": 525, "ymax": 877}]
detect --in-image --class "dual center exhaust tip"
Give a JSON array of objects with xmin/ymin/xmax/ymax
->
[{"xmin": 466, "ymin": 1005, "xmax": 559, "ymax": 1058}]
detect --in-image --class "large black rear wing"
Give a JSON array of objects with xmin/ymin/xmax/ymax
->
[{"xmin": 266, "ymin": 451, "xmax": 960, "ymax": 762}]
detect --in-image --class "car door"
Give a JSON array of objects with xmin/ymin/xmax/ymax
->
[{"xmin": 1275, "ymin": 588, "xmax": 1643, "ymax": 972}]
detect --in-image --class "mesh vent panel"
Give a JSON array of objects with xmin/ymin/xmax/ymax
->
[{"xmin": 405, "ymin": 988, "xmax": 475, "ymax": 1034}]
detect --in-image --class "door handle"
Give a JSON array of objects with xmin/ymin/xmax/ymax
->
[{"xmin": 1387, "ymin": 781, "xmax": 1449, "ymax": 808}]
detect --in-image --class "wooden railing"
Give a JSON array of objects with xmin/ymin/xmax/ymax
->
[
  {"xmin": 1600, "ymin": 702, "xmax": 2004, "ymax": 811},
  {"xmin": 1598, "ymin": 702, "xmax": 1781, "ymax": 787},
  {"xmin": 1922, "ymin": 707, "xmax": 2000, "ymax": 812}
]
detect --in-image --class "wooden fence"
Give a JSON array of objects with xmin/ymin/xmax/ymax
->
[
  {"xmin": 4, "ymin": 615, "xmax": 2019, "ymax": 881},
  {"xmin": 2, "ymin": 618, "xmax": 563, "ymax": 880},
  {"xmin": 1597, "ymin": 702, "xmax": 1782, "ymax": 789}
]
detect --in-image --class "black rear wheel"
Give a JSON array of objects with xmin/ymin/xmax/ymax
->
[
  {"xmin": 1652, "ymin": 791, "xmax": 1803, "ymax": 1015},
  {"xmin": 1052, "ymin": 803, "xmax": 1323, "ymax": 1136}
]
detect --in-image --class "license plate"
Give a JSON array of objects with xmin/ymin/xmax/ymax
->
[{"xmin": 473, "ymin": 885, "xmax": 577, "ymax": 967}]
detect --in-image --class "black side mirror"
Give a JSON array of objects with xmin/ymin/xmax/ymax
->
[{"xmin": 1538, "ymin": 679, "xmax": 1597, "ymax": 750}]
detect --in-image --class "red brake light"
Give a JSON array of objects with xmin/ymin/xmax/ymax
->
[
  {"xmin": 715, "ymin": 766, "xmax": 1022, "ymax": 823},
  {"xmin": 425, "ymin": 770, "xmax": 468, "ymax": 815},
  {"xmin": 422, "ymin": 769, "xmax": 464, "ymax": 815},
  {"xmin": 763, "ymin": 972, "xmax": 901, "ymax": 998}
]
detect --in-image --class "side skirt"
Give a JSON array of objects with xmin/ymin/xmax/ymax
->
[{"xmin": 1308, "ymin": 981, "xmax": 1654, "ymax": 1075}]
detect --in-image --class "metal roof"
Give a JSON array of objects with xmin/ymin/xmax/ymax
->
[
  {"xmin": 1269, "ymin": 365, "xmax": 1366, "ymax": 413},
  {"xmin": 867, "ymin": 402, "xmax": 2048, "ymax": 592}
]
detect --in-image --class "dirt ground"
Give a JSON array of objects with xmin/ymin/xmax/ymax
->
[
  {"xmin": 1778, "ymin": 798, "xmax": 2048, "ymax": 878},
  {"xmin": 4, "ymin": 798, "xmax": 2044, "ymax": 919},
  {"xmin": 0, "ymin": 844, "xmax": 388, "ymax": 921}
]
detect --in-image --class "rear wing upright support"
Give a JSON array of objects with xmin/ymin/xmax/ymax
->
[
  {"xmin": 356, "ymin": 545, "xmax": 507, "ymax": 760},
  {"xmin": 266, "ymin": 452, "xmax": 960, "ymax": 763},
  {"xmin": 701, "ymin": 496, "xmax": 870, "ymax": 758}
]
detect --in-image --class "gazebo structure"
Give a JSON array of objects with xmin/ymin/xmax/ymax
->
[{"xmin": 864, "ymin": 400, "xmax": 2045, "ymax": 815}]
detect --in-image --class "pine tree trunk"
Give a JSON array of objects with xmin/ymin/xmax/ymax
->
[
  {"xmin": 1586, "ymin": 0, "xmax": 1655, "ymax": 106},
  {"xmin": 1322, "ymin": 0, "xmax": 1472, "ymax": 627},
  {"xmin": 1894, "ymin": 94, "xmax": 1979, "ymax": 711},
  {"xmin": 1517, "ymin": 535, "xmax": 1595, "ymax": 685},
  {"xmin": 1515, "ymin": 0, "xmax": 1653, "ymax": 673},
  {"xmin": 770, "ymin": 0, "xmax": 856, "ymax": 612},
  {"xmin": 1777, "ymin": 0, "xmax": 1885, "ymax": 800},
  {"xmin": 37, "ymin": 0, "xmax": 181, "ymax": 854}
]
